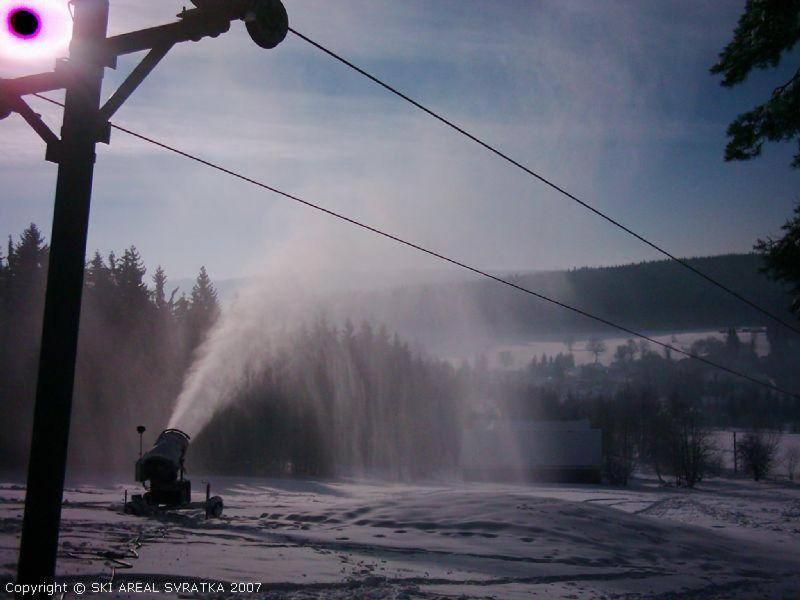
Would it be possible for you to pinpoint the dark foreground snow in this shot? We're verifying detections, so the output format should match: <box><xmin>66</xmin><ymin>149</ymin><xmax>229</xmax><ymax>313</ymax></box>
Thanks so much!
<box><xmin>1</xmin><ymin>476</ymin><xmax>799</xmax><ymax>598</ymax></box>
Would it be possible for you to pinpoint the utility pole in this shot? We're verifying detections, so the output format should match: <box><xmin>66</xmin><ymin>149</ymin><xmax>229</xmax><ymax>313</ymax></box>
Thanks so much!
<box><xmin>0</xmin><ymin>0</ymin><xmax>288</xmax><ymax>587</ymax></box>
<box><xmin>16</xmin><ymin>0</ymin><xmax>109</xmax><ymax>585</ymax></box>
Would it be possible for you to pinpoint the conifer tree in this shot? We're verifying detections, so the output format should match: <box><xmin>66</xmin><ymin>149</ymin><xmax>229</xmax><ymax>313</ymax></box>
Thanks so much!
<box><xmin>187</xmin><ymin>266</ymin><xmax>220</xmax><ymax>350</ymax></box>
<box><xmin>152</xmin><ymin>266</ymin><xmax>169</xmax><ymax>312</ymax></box>
<box><xmin>85</xmin><ymin>251</ymin><xmax>113</xmax><ymax>296</ymax></box>
<box><xmin>713</xmin><ymin>1</ymin><xmax>800</xmax><ymax>316</ymax></box>
<box><xmin>6</xmin><ymin>224</ymin><xmax>48</xmax><ymax>304</ymax></box>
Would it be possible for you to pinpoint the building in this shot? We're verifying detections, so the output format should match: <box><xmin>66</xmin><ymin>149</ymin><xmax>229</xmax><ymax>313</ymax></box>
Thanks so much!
<box><xmin>461</xmin><ymin>419</ymin><xmax>602</xmax><ymax>483</ymax></box>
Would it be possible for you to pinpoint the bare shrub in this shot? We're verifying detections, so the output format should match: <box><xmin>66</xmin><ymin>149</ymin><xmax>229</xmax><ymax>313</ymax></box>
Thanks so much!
<box><xmin>784</xmin><ymin>446</ymin><xmax>800</xmax><ymax>482</ymax></box>
<box><xmin>597</xmin><ymin>393</ymin><xmax>637</xmax><ymax>486</ymax></box>
<box><xmin>737</xmin><ymin>431</ymin><xmax>780</xmax><ymax>481</ymax></box>
<box><xmin>642</xmin><ymin>394</ymin><xmax>716</xmax><ymax>488</ymax></box>
<box><xmin>672</xmin><ymin>420</ymin><xmax>716</xmax><ymax>488</ymax></box>
<box><xmin>603</xmin><ymin>430</ymin><xmax>636</xmax><ymax>486</ymax></box>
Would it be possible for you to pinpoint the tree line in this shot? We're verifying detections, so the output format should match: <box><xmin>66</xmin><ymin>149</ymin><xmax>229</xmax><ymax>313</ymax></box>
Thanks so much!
<box><xmin>0</xmin><ymin>223</ymin><xmax>466</xmax><ymax>478</ymax></box>
<box><xmin>2</xmin><ymin>222</ymin><xmax>798</xmax><ymax>483</ymax></box>
<box><xmin>487</xmin><ymin>328</ymin><xmax>800</xmax><ymax>486</ymax></box>
<box><xmin>191</xmin><ymin>317</ymin><xmax>465</xmax><ymax>479</ymax></box>
<box><xmin>0</xmin><ymin>223</ymin><xmax>220</xmax><ymax>471</ymax></box>
<box><xmin>711</xmin><ymin>0</ymin><xmax>800</xmax><ymax>318</ymax></box>
<box><xmin>350</xmin><ymin>254</ymin><xmax>797</xmax><ymax>350</ymax></box>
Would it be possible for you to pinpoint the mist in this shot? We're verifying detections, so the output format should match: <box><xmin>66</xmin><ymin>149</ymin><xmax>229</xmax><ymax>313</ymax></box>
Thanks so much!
<box><xmin>165</xmin><ymin>212</ymin><xmax>800</xmax><ymax>482</ymax></box>
<box><xmin>166</xmin><ymin>224</ymin><xmax>480</xmax><ymax>477</ymax></box>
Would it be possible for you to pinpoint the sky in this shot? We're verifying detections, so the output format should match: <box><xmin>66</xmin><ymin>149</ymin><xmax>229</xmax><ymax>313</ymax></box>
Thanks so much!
<box><xmin>1</xmin><ymin>0</ymin><xmax>799</xmax><ymax>284</ymax></box>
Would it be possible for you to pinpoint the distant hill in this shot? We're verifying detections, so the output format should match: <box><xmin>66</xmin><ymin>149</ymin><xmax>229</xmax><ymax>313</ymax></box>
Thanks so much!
<box><xmin>170</xmin><ymin>268</ymin><xmax>473</xmax><ymax>305</ymax></box>
<box><xmin>189</xmin><ymin>254</ymin><xmax>797</xmax><ymax>344</ymax></box>
<box><xmin>345</xmin><ymin>253</ymin><xmax>797</xmax><ymax>343</ymax></box>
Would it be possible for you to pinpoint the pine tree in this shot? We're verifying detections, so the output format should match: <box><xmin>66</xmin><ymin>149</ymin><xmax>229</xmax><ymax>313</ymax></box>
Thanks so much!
<box><xmin>174</xmin><ymin>292</ymin><xmax>190</xmax><ymax>322</ymax></box>
<box><xmin>711</xmin><ymin>0</ymin><xmax>800</xmax><ymax>167</ymax></box>
<box><xmin>116</xmin><ymin>247</ymin><xmax>147</xmax><ymax>297</ymax></box>
<box><xmin>85</xmin><ymin>251</ymin><xmax>113</xmax><ymax>295</ymax></box>
<box><xmin>713</xmin><ymin>2</ymin><xmax>800</xmax><ymax>316</ymax></box>
<box><xmin>113</xmin><ymin>246</ymin><xmax>150</xmax><ymax>324</ymax></box>
<box><xmin>190</xmin><ymin>266</ymin><xmax>219</xmax><ymax>315</ymax></box>
<box><xmin>0</xmin><ymin>224</ymin><xmax>49</xmax><ymax>467</ymax></box>
<box><xmin>152</xmin><ymin>266</ymin><xmax>168</xmax><ymax>311</ymax></box>
<box><xmin>5</xmin><ymin>223</ymin><xmax>49</xmax><ymax>314</ymax></box>
<box><xmin>151</xmin><ymin>266</ymin><xmax>179</xmax><ymax>333</ymax></box>
<box><xmin>755</xmin><ymin>204</ymin><xmax>800</xmax><ymax>315</ymax></box>
<box><xmin>187</xmin><ymin>266</ymin><xmax>220</xmax><ymax>350</ymax></box>
<box><xmin>12</xmin><ymin>223</ymin><xmax>48</xmax><ymax>272</ymax></box>
<box><xmin>0</xmin><ymin>246</ymin><xmax>6</xmax><ymax>332</ymax></box>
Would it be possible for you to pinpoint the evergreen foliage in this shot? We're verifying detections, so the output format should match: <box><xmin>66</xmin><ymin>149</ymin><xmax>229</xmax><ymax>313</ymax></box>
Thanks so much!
<box><xmin>711</xmin><ymin>0</ymin><xmax>800</xmax><ymax>167</ymax></box>
<box><xmin>0</xmin><ymin>225</ymin><xmax>220</xmax><ymax>471</ymax></box>
<box><xmin>1</xmin><ymin>224</ymin><xmax>798</xmax><ymax>483</ymax></box>
<box><xmin>755</xmin><ymin>204</ymin><xmax>800</xmax><ymax>315</ymax></box>
<box><xmin>712</xmin><ymin>1</ymin><xmax>800</xmax><ymax>318</ymax></box>
<box><xmin>356</xmin><ymin>254</ymin><xmax>796</xmax><ymax>343</ymax></box>
<box><xmin>192</xmin><ymin>317</ymin><xmax>464</xmax><ymax>479</ymax></box>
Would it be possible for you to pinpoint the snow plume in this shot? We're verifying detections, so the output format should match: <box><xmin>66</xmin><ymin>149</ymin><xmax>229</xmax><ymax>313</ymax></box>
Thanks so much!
<box><xmin>166</xmin><ymin>239</ymin><xmax>332</xmax><ymax>438</ymax></box>
<box><xmin>165</xmin><ymin>213</ymin><xmax>475</xmax><ymax>441</ymax></box>
<box><xmin>165</xmin><ymin>279</ymin><xmax>282</xmax><ymax>438</ymax></box>
<box><xmin>165</xmin><ymin>226</ymin><xmax>473</xmax><ymax>479</ymax></box>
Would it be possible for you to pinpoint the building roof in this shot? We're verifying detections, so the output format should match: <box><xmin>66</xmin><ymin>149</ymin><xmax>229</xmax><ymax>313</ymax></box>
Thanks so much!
<box><xmin>461</xmin><ymin>419</ymin><xmax>601</xmax><ymax>469</ymax></box>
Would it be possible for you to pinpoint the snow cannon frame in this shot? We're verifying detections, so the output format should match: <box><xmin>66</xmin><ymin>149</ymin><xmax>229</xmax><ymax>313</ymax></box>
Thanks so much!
<box><xmin>124</xmin><ymin>427</ymin><xmax>223</xmax><ymax>519</ymax></box>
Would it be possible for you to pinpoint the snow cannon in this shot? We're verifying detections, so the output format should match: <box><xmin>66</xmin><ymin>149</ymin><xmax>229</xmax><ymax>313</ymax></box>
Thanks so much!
<box><xmin>136</xmin><ymin>429</ymin><xmax>190</xmax><ymax>503</ymax></box>
<box><xmin>125</xmin><ymin>427</ymin><xmax>223</xmax><ymax>518</ymax></box>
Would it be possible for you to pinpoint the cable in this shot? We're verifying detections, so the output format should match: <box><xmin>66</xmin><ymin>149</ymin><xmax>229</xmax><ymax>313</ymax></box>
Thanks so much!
<box><xmin>29</xmin><ymin>93</ymin><xmax>800</xmax><ymax>400</ymax></box>
<box><xmin>287</xmin><ymin>27</ymin><xmax>800</xmax><ymax>339</ymax></box>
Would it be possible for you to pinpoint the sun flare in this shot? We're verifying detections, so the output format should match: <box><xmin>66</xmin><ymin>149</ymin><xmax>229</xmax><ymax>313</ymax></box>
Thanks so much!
<box><xmin>0</xmin><ymin>0</ymin><xmax>72</xmax><ymax>62</ymax></box>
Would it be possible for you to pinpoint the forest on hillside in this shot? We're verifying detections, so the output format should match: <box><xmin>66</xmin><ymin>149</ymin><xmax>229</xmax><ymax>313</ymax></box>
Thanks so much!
<box><xmin>194</xmin><ymin>318</ymin><xmax>800</xmax><ymax>484</ymax></box>
<box><xmin>0</xmin><ymin>224</ymin><xmax>464</xmax><ymax>475</ymax></box>
<box><xmin>192</xmin><ymin>318</ymin><xmax>464</xmax><ymax>479</ymax></box>
<box><xmin>0</xmin><ymin>224</ymin><xmax>221</xmax><ymax>471</ymax></box>
<box><xmin>1</xmin><ymin>224</ymin><xmax>799</xmax><ymax>482</ymax></box>
<box><xmin>351</xmin><ymin>254</ymin><xmax>798</xmax><ymax>346</ymax></box>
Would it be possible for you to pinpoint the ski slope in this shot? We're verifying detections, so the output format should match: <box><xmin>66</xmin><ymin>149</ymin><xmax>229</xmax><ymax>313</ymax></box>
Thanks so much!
<box><xmin>1</xmin><ymin>475</ymin><xmax>799</xmax><ymax>598</ymax></box>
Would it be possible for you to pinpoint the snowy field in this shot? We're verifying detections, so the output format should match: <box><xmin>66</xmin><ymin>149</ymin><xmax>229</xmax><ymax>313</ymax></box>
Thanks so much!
<box><xmin>1</xmin><ymin>475</ymin><xmax>800</xmax><ymax>598</ymax></box>
<box><xmin>482</xmin><ymin>329</ymin><xmax>768</xmax><ymax>369</ymax></box>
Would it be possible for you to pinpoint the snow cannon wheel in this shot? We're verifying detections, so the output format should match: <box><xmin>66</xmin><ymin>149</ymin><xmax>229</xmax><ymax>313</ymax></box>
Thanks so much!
<box><xmin>206</xmin><ymin>496</ymin><xmax>224</xmax><ymax>518</ymax></box>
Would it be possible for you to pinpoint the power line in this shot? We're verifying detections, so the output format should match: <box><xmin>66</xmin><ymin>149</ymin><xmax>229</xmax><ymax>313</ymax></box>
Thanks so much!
<box><xmin>30</xmin><ymin>93</ymin><xmax>800</xmax><ymax>401</ymax></box>
<box><xmin>287</xmin><ymin>27</ymin><xmax>800</xmax><ymax>338</ymax></box>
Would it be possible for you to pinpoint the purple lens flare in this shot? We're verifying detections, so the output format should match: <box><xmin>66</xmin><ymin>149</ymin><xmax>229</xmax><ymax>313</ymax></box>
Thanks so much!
<box><xmin>7</xmin><ymin>6</ymin><xmax>41</xmax><ymax>39</ymax></box>
<box><xmin>0</xmin><ymin>0</ymin><xmax>72</xmax><ymax>61</ymax></box>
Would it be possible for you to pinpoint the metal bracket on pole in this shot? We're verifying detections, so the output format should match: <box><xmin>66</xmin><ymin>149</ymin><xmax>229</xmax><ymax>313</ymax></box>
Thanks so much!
<box><xmin>99</xmin><ymin>43</ymin><xmax>173</xmax><ymax>124</ymax></box>
<box><xmin>6</xmin><ymin>96</ymin><xmax>62</xmax><ymax>163</ymax></box>
<box><xmin>1</xmin><ymin>5</ymin><xmax>239</xmax><ymax>147</ymax></box>
<box><xmin>103</xmin><ymin>8</ymin><xmax>233</xmax><ymax>59</ymax></box>
<box><xmin>0</xmin><ymin>71</ymin><xmax>68</xmax><ymax>98</ymax></box>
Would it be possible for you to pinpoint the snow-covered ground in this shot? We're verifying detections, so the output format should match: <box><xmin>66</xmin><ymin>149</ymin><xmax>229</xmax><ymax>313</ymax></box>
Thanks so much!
<box><xmin>1</xmin><ymin>475</ymin><xmax>799</xmax><ymax>598</ymax></box>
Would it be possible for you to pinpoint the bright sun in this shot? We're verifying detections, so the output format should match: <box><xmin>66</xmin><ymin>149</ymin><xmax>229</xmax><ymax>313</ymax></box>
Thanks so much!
<box><xmin>0</xmin><ymin>0</ymin><xmax>72</xmax><ymax>62</ymax></box>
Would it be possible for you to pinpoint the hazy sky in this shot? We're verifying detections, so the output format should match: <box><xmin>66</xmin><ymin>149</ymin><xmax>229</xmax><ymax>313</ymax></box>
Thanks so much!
<box><xmin>1</xmin><ymin>0</ymin><xmax>799</xmax><ymax>283</ymax></box>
